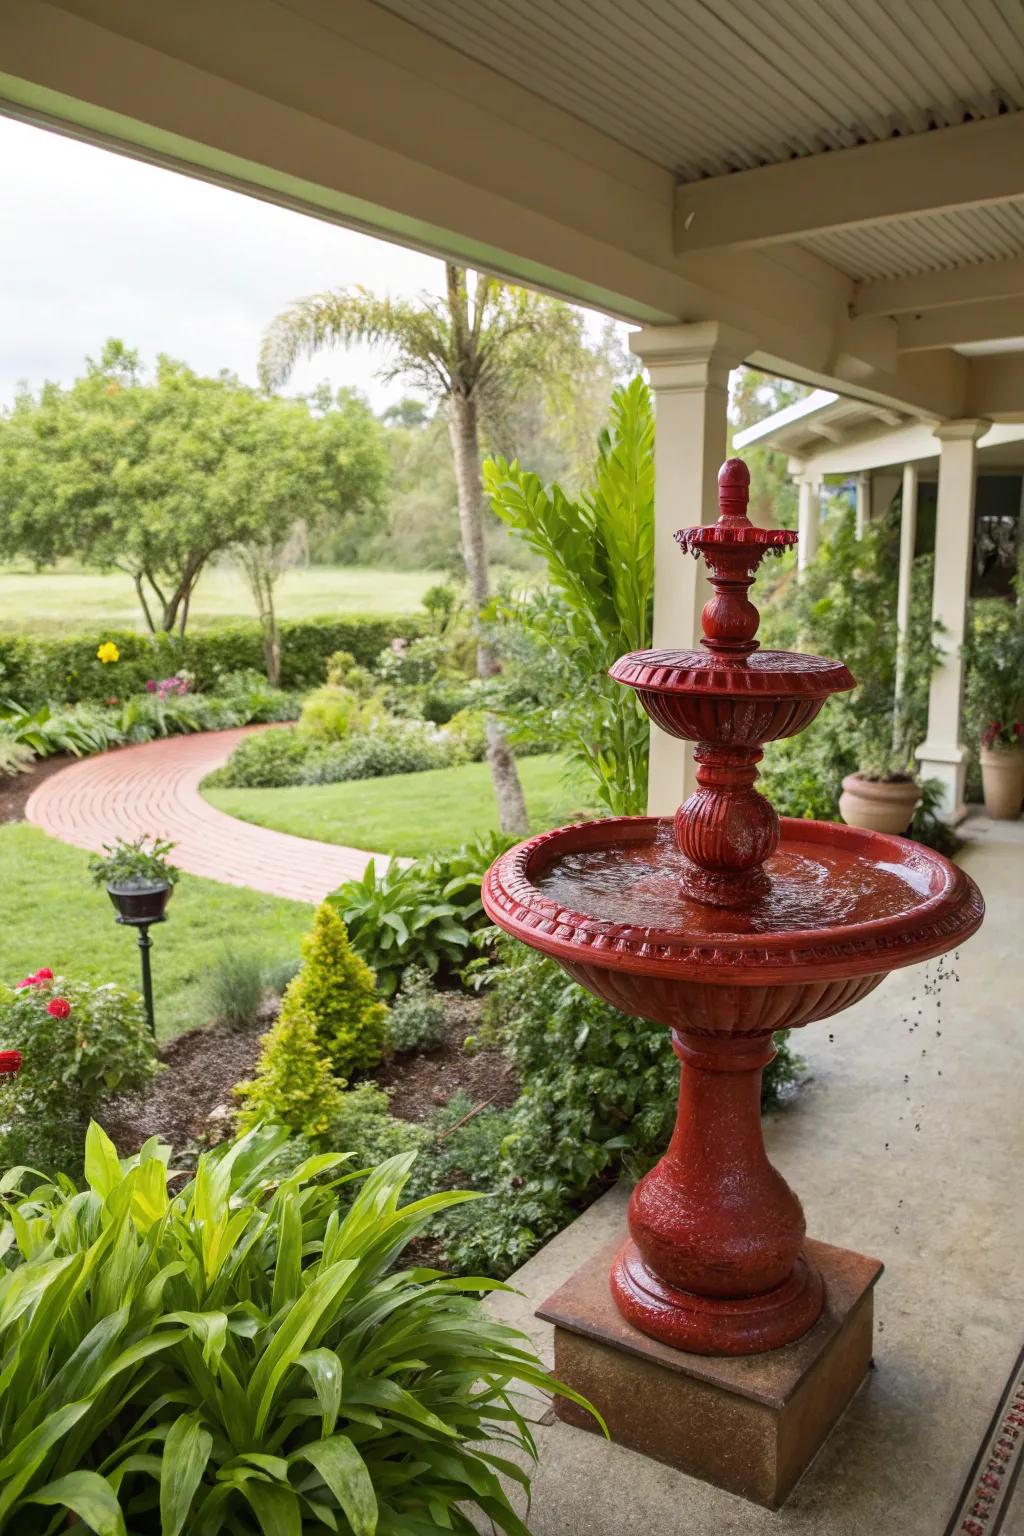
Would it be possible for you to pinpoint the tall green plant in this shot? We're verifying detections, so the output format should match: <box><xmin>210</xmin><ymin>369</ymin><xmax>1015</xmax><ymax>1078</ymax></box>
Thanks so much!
<box><xmin>0</xmin><ymin>1122</ymin><xmax>601</xmax><ymax>1534</ymax></box>
<box><xmin>484</xmin><ymin>375</ymin><xmax>654</xmax><ymax>813</ymax></box>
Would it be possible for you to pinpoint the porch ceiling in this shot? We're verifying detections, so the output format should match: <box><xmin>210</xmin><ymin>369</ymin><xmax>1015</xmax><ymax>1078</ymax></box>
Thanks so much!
<box><xmin>5</xmin><ymin>0</ymin><xmax>1024</xmax><ymax>420</ymax></box>
<box><xmin>374</xmin><ymin>0</ymin><xmax>1024</xmax><ymax>182</ymax></box>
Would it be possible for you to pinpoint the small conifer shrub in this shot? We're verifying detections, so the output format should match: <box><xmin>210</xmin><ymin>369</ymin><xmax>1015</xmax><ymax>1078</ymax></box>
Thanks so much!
<box><xmin>235</xmin><ymin>997</ymin><xmax>343</xmax><ymax>1136</ymax></box>
<box><xmin>292</xmin><ymin>901</ymin><xmax>388</xmax><ymax>1076</ymax></box>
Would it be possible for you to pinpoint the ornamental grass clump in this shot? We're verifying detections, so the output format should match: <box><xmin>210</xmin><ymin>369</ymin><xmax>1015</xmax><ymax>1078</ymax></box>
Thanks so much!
<box><xmin>0</xmin><ymin>1121</ymin><xmax>598</xmax><ymax>1534</ymax></box>
<box><xmin>0</xmin><ymin>970</ymin><xmax>155</xmax><ymax>1173</ymax></box>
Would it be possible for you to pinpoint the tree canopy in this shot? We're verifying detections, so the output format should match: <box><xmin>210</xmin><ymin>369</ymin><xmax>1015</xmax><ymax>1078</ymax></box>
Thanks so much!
<box><xmin>0</xmin><ymin>342</ymin><xmax>389</xmax><ymax>632</ymax></box>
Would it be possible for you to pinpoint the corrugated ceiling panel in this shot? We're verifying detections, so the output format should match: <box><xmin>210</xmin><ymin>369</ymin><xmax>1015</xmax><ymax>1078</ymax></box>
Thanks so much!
<box><xmin>800</xmin><ymin>199</ymin><xmax>1024</xmax><ymax>279</ymax></box>
<box><xmin>372</xmin><ymin>0</ymin><xmax>1024</xmax><ymax>180</ymax></box>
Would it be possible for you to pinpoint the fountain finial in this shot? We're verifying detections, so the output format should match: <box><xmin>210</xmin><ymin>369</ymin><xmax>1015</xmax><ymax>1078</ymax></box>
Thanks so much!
<box><xmin>675</xmin><ymin>456</ymin><xmax>797</xmax><ymax>663</ymax></box>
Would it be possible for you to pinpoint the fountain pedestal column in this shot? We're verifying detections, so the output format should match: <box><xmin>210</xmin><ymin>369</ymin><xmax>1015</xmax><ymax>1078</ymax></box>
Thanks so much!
<box><xmin>612</xmin><ymin>1032</ymin><xmax>823</xmax><ymax>1354</ymax></box>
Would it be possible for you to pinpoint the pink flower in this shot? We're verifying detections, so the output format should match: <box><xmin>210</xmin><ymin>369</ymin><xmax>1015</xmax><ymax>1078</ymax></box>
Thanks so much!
<box><xmin>47</xmin><ymin>998</ymin><xmax>71</xmax><ymax>1019</ymax></box>
<box><xmin>0</xmin><ymin>1050</ymin><xmax>21</xmax><ymax>1076</ymax></box>
<box><xmin>34</xmin><ymin>968</ymin><xmax>53</xmax><ymax>981</ymax></box>
<box><xmin>145</xmin><ymin>679</ymin><xmax>157</xmax><ymax>692</ymax></box>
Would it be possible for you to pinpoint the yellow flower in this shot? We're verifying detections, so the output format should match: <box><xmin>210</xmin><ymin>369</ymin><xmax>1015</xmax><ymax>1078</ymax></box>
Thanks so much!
<box><xmin>96</xmin><ymin>641</ymin><xmax>120</xmax><ymax>665</ymax></box>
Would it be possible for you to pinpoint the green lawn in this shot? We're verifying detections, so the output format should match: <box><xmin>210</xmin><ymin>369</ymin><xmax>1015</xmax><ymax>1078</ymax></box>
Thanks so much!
<box><xmin>204</xmin><ymin>753</ymin><xmax>594</xmax><ymax>859</ymax></box>
<box><xmin>0</xmin><ymin>824</ymin><xmax>312</xmax><ymax>1043</ymax></box>
<box><xmin>0</xmin><ymin>563</ymin><xmax>445</xmax><ymax>634</ymax></box>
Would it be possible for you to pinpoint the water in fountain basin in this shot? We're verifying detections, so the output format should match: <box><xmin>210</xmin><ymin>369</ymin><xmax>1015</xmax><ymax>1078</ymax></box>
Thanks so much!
<box><xmin>535</xmin><ymin>821</ymin><xmax>940</xmax><ymax>937</ymax></box>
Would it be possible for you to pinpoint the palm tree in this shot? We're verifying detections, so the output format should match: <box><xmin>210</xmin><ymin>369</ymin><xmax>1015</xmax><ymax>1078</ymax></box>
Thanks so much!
<box><xmin>260</xmin><ymin>264</ymin><xmax>581</xmax><ymax>833</ymax></box>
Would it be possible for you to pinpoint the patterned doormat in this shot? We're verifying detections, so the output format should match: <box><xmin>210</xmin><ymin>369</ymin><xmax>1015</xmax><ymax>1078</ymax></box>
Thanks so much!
<box><xmin>945</xmin><ymin>1344</ymin><xmax>1024</xmax><ymax>1536</ymax></box>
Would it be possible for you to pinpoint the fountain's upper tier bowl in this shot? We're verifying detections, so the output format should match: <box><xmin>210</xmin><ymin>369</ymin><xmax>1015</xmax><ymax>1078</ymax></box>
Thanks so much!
<box><xmin>483</xmin><ymin>817</ymin><xmax>983</xmax><ymax>1000</ymax></box>
<box><xmin>609</xmin><ymin>650</ymin><xmax>856</xmax><ymax>744</ymax></box>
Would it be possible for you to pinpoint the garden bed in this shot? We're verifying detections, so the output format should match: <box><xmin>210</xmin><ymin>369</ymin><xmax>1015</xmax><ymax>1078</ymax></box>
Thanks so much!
<box><xmin>0</xmin><ymin>751</ymin><xmax>70</xmax><ymax>822</ymax></box>
<box><xmin>100</xmin><ymin>990</ymin><xmax>515</xmax><ymax>1153</ymax></box>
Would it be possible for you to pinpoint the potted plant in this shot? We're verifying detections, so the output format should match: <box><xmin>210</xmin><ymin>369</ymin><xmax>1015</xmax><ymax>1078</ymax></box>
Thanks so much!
<box><xmin>89</xmin><ymin>835</ymin><xmax>180</xmax><ymax>924</ymax></box>
<box><xmin>965</xmin><ymin>602</ymin><xmax>1024</xmax><ymax>820</ymax></box>
<box><xmin>838</xmin><ymin>716</ymin><xmax>922</xmax><ymax>836</ymax></box>
<box><xmin>979</xmin><ymin>719</ymin><xmax>1024</xmax><ymax>820</ymax></box>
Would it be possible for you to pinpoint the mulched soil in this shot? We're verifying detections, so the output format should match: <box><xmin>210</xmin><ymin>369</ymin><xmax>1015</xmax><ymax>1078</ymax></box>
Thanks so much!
<box><xmin>100</xmin><ymin>991</ymin><xmax>519</xmax><ymax>1155</ymax></box>
<box><xmin>0</xmin><ymin>754</ymin><xmax>73</xmax><ymax>822</ymax></box>
<box><xmin>100</xmin><ymin>1009</ymin><xmax>273</xmax><ymax>1154</ymax></box>
<box><xmin>374</xmin><ymin>993</ymin><xmax>519</xmax><ymax>1122</ymax></box>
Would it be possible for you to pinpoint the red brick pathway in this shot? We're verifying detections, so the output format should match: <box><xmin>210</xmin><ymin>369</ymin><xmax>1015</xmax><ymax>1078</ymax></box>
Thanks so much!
<box><xmin>25</xmin><ymin>728</ymin><xmax>382</xmax><ymax>904</ymax></box>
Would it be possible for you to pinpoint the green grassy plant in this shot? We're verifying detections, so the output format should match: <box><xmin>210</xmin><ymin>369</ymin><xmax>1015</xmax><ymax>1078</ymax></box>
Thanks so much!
<box><xmin>202</xmin><ymin>946</ymin><xmax>281</xmax><ymax>1032</ymax></box>
<box><xmin>0</xmin><ymin>1121</ymin><xmax>597</xmax><ymax>1533</ymax></box>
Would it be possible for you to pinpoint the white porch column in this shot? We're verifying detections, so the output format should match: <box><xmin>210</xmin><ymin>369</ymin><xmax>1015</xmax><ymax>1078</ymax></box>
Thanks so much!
<box><xmin>629</xmin><ymin>321</ymin><xmax>754</xmax><ymax>816</ymax></box>
<box><xmin>855</xmin><ymin>473</ymin><xmax>870</xmax><ymax>538</ymax></box>
<box><xmin>916</xmin><ymin>420</ymin><xmax>988</xmax><ymax>818</ymax></box>
<box><xmin>893</xmin><ymin>462</ymin><xmax>918</xmax><ymax>736</ymax></box>
<box><xmin>795</xmin><ymin>473</ymin><xmax>822</xmax><ymax>573</ymax></box>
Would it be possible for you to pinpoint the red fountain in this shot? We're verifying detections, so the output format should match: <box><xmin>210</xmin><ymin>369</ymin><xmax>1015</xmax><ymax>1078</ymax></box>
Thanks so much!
<box><xmin>483</xmin><ymin>459</ymin><xmax>983</xmax><ymax>1377</ymax></box>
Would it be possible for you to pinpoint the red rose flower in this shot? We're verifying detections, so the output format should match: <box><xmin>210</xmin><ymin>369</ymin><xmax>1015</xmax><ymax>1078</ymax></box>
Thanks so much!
<box><xmin>15</xmin><ymin>977</ymin><xmax>33</xmax><ymax>989</ymax></box>
<box><xmin>0</xmin><ymin>1049</ymin><xmax>21</xmax><ymax>1076</ymax></box>
<box><xmin>47</xmin><ymin>998</ymin><xmax>71</xmax><ymax>1019</ymax></box>
<box><xmin>34</xmin><ymin>968</ymin><xmax>53</xmax><ymax>981</ymax></box>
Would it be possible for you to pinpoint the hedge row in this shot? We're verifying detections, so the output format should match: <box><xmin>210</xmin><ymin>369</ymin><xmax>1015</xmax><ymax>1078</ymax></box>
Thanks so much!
<box><xmin>0</xmin><ymin>614</ymin><xmax>424</xmax><ymax>707</ymax></box>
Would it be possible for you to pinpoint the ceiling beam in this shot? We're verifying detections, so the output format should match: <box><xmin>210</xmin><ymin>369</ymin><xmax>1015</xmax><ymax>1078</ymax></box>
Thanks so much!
<box><xmin>897</xmin><ymin>297</ymin><xmax>1024</xmax><ymax>351</ymax></box>
<box><xmin>674</xmin><ymin>112</ymin><xmax>1024</xmax><ymax>253</ymax></box>
<box><xmin>855</xmin><ymin>255</ymin><xmax>1024</xmax><ymax>317</ymax></box>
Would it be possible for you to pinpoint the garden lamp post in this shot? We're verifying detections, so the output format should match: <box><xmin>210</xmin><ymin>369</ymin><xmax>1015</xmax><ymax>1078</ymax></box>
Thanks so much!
<box><xmin>106</xmin><ymin>884</ymin><xmax>173</xmax><ymax>1038</ymax></box>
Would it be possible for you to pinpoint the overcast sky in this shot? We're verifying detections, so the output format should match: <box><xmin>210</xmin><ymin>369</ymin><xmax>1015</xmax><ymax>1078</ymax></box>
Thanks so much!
<box><xmin>0</xmin><ymin>115</ymin><xmax>462</xmax><ymax>412</ymax></box>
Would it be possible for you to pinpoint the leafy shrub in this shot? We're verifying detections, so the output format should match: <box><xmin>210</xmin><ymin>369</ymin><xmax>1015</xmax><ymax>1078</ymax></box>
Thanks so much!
<box><xmin>386</xmin><ymin>965</ymin><xmax>447</xmax><ymax>1053</ymax></box>
<box><xmin>420</xmin><ymin>829</ymin><xmax>518</xmax><ymax>933</ymax></box>
<box><xmin>298</xmin><ymin>683</ymin><xmax>366</xmax><ymax>739</ymax></box>
<box><xmin>204</xmin><ymin>725</ymin><xmax>314</xmax><ymax>787</ymax></box>
<box><xmin>325</xmin><ymin>649</ymin><xmax>375</xmax><ymax>693</ymax></box>
<box><xmin>208</xmin><ymin>716</ymin><xmax>456</xmax><ymax>789</ymax></box>
<box><xmin>304</xmin><ymin>718</ymin><xmax>454</xmax><ymax>783</ymax></box>
<box><xmin>0</xmin><ymin>727</ymin><xmax>34</xmax><ymax>777</ymax></box>
<box><xmin>376</xmin><ymin>632</ymin><xmax>448</xmax><ymax>689</ymax></box>
<box><xmin>444</xmin><ymin>705</ymin><xmax>488</xmax><ymax>761</ymax></box>
<box><xmin>422</xmin><ymin>678</ymin><xmax>479</xmax><ymax>724</ymax></box>
<box><xmin>325</xmin><ymin>1080</ymin><xmax>428</xmax><ymax>1166</ymax></box>
<box><xmin>330</xmin><ymin>859</ymin><xmax>473</xmax><ymax>997</ymax></box>
<box><xmin>235</xmin><ymin>996</ymin><xmax>344</xmax><ymax>1136</ymax></box>
<box><xmin>0</xmin><ymin>613</ymin><xmax>424</xmax><ymax>707</ymax></box>
<box><xmin>0</xmin><ymin>971</ymin><xmax>156</xmax><ymax>1171</ymax></box>
<box><xmin>0</xmin><ymin>697</ymin><xmax>123</xmax><ymax>758</ymax></box>
<box><xmin>0</xmin><ymin>1121</ymin><xmax>593</xmax><ymax>1533</ymax></box>
<box><xmin>202</xmin><ymin>945</ymin><xmax>282</xmax><ymax>1030</ymax></box>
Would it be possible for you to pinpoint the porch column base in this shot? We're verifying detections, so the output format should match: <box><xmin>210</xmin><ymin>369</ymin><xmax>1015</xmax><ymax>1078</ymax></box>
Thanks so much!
<box><xmin>915</xmin><ymin>741</ymin><xmax>968</xmax><ymax>822</ymax></box>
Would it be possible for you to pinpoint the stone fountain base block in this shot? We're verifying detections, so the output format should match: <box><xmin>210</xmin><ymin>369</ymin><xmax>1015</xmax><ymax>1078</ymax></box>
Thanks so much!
<box><xmin>537</xmin><ymin>1235</ymin><xmax>883</xmax><ymax>1509</ymax></box>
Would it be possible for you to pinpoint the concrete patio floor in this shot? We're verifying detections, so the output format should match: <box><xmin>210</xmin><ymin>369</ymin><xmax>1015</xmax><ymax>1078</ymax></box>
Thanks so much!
<box><xmin>487</xmin><ymin>816</ymin><xmax>1024</xmax><ymax>1535</ymax></box>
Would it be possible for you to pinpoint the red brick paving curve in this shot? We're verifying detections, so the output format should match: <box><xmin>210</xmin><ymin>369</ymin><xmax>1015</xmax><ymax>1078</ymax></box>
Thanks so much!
<box><xmin>25</xmin><ymin>728</ymin><xmax>381</xmax><ymax>904</ymax></box>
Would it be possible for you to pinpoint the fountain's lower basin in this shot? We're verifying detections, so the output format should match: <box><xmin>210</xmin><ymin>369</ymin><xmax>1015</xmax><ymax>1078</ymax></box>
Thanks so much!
<box><xmin>483</xmin><ymin>814</ymin><xmax>984</xmax><ymax>1007</ymax></box>
<box><xmin>483</xmin><ymin>815</ymin><xmax>983</xmax><ymax>1355</ymax></box>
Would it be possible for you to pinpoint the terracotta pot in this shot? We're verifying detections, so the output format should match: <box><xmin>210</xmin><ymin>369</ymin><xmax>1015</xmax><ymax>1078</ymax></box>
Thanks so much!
<box><xmin>980</xmin><ymin>745</ymin><xmax>1024</xmax><ymax>821</ymax></box>
<box><xmin>107</xmin><ymin>881</ymin><xmax>173</xmax><ymax>925</ymax></box>
<box><xmin>838</xmin><ymin>773</ymin><xmax>921</xmax><ymax>835</ymax></box>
